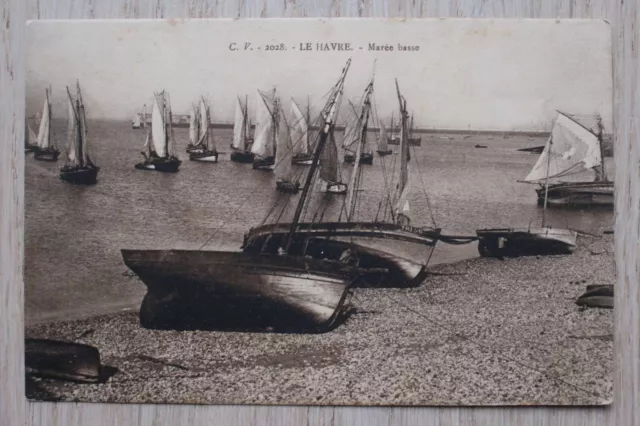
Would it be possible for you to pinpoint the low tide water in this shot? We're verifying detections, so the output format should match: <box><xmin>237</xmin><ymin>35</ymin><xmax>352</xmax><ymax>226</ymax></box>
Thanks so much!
<box><xmin>25</xmin><ymin>120</ymin><xmax>614</xmax><ymax>324</ymax></box>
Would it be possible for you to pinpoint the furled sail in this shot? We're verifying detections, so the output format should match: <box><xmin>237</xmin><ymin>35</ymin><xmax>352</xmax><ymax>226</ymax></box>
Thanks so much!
<box><xmin>151</xmin><ymin>93</ymin><xmax>167</xmax><ymax>158</ymax></box>
<box><xmin>290</xmin><ymin>99</ymin><xmax>308</xmax><ymax>155</ymax></box>
<box><xmin>274</xmin><ymin>107</ymin><xmax>293</xmax><ymax>181</ymax></box>
<box><xmin>320</xmin><ymin>131</ymin><xmax>339</xmax><ymax>183</ymax></box>
<box><xmin>523</xmin><ymin>113</ymin><xmax>602</xmax><ymax>182</ymax></box>
<box><xmin>37</xmin><ymin>90</ymin><xmax>51</xmax><ymax>149</ymax></box>
<box><xmin>251</xmin><ymin>91</ymin><xmax>275</xmax><ymax>158</ymax></box>
<box><xmin>378</xmin><ymin>123</ymin><xmax>388</xmax><ymax>151</ymax></box>
<box><xmin>232</xmin><ymin>97</ymin><xmax>246</xmax><ymax>151</ymax></box>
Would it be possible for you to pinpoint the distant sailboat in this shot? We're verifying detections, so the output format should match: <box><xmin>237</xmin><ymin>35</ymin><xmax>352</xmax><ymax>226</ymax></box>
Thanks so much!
<box><xmin>343</xmin><ymin>101</ymin><xmax>373</xmax><ymax>165</ymax></box>
<box><xmin>188</xmin><ymin>98</ymin><xmax>219</xmax><ymax>162</ymax></box>
<box><xmin>376</xmin><ymin>123</ymin><xmax>392</xmax><ymax>156</ymax></box>
<box><xmin>135</xmin><ymin>91</ymin><xmax>181</xmax><ymax>173</ymax></box>
<box><xmin>252</xmin><ymin>88</ymin><xmax>279</xmax><ymax>171</ymax></box>
<box><xmin>521</xmin><ymin>112</ymin><xmax>613</xmax><ymax>208</ymax></box>
<box><xmin>60</xmin><ymin>82</ymin><xmax>100</xmax><ymax>185</ymax></box>
<box><xmin>24</xmin><ymin>118</ymin><xmax>38</xmax><ymax>153</ymax></box>
<box><xmin>320</xmin><ymin>130</ymin><xmax>348</xmax><ymax>194</ymax></box>
<box><xmin>387</xmin><ymin>112</ymin><xmax>421</xmax><ymax>146</ymax></box>
<box><xmin>274</xmin><ymin>104</ymin><xmax>301</xmax><ymax>193</ymax></box>
<box><xmin>230</xmin><ymin>96</ymin><xmax>255</xmax><ymax>163</ymax></box>
<box><xmin>291</xmin><ymin>98</ymin><xmax>314</xmax><ymax>165</ymax></box>
<box><xmin>33</xmin><ymin>87</ymin><xmax>61</xmax><ymax>162</ymax></box>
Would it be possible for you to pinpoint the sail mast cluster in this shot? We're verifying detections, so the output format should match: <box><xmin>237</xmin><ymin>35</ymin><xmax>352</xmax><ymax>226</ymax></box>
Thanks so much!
<box><xmin>65</xmin><ymin>82</ymin><xmax>92</xmax><ymax>168</ymax></box>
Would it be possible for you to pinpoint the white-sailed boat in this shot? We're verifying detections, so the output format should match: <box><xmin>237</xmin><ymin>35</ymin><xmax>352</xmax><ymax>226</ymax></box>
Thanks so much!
<box><xmin>135</xmin><ymin>91</ymin><xmax>181</xmax><ymax>173</ymax></box>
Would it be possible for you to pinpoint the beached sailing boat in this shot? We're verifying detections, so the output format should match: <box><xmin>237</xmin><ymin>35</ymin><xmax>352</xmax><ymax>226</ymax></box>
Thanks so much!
<box><xmin>230</xmin><ymin>96</ymin><xmax>255</xmax><ymax>163</ymax></box>
<box><xmin>33</xmin><ymin>87</ymin><xmax>61</xmax><ymax>162</ymax></box>
<box><xmin>343</xmin><ymin>101</ymin><xmax>374</xmax><ymax>165</ymax></box>
<box><xmin>121</xmin><ymin>60</ymin><xmax>361</xmax><ymax>332</ymax></box>
<box><xmin>243</xmin><ymin>78</ymin><xmax>442</xmax><ymax>288</ymax></box>
<box><xmin>60</xmin><ymin>82</ymin><xmax>100</xmax><ymax>185</ymax></box>
<box><xmin>252</xmin><ymin>88</ymin><xmax>279</xmax><ymax>170</ymax></box>
<box><xmin>24</xmin><ymin>118</ymin><xmax>38</xmax><ymax>153</ymax></box>
<box><xmin>521</xmin><ymin>112</ymin><xmax>613</xmax><ymax>208</ymax></box>
<box><xmin>188</xmin><ymin>98</ymin><xmax>219</xmax><ymax>162</ymax></box>
<box><xmin>135</xmin><ymin>91</ymin><xmax>181</xmax><ymax>173</ymax></box>
<box><xmin>476</xmin><ymin>113</ymin><xmax>582</xmax><ymax>257</ymax></box>
<box><xmin>291</xmin><ymin>98</ymin><xmax>314</xmax><ymax>165</ymax></box>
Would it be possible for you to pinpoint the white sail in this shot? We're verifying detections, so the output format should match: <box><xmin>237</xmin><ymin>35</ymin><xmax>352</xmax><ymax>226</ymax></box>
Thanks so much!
<box><xmin>198</xmin><ymin>98</ymin><xmax>210</xmax><ymax>147</ymax></box>
<box><xmin>36</xmin><ymin>92</ymin><xmax>51</xmax><ymax>149</ymax></box>
<box><xmin>251</xmin><ymin>91</ymin><xmax>275</xmax><ymax>158</ymax></box>
<box><xmin>188</xmin><ymin>105</ymin><xmax>198</xmax><ymax>145</ymax></box>
<box><xmin>65</xmin><ymin>90</ymin><xmax>79</xmax><ymax>165</ymax></box>
<box><xmin>151</xmin><ymin>93</ymin><xmax>167</xmax><ymax>158</ymax></box>
<box><xmin>379</xmin><ymin>124</ymin><xmax>388</xmax><ymax>151</ymax></box>
<box><xmin>290</xmin><ymin>99</ymin><xmax>308</xmax><ymax>154</ymax></box>
<box><xmin>274</xmin><ymin>108</ymin><xmax>293</xmax><ymax>181</ymax></box>
<box><xmin>232</xmin><ymin>97</ymin><xmax>246</xmax><ymax>151</ymax></box>
<box><xmin>523</xmin><ymin>113</ymin><xmax>602</xmax><ymax>182</ymax></box>
<box><xmin>395</xmin><ymin>164</ymin><xmax>412</xmax><ymax>219</ymax></box>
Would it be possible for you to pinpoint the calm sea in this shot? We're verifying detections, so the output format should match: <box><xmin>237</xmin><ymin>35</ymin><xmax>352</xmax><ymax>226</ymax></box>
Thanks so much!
<box><xmin>25</xmin><ymin>120</ymin><xmax>614</xmax><ymax>324</ymax></box>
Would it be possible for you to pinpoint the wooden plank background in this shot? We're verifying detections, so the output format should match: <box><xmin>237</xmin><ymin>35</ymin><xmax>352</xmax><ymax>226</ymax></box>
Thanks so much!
<box><xmin>1</xmin><ymin>1</ymin><xmax>636</xmax><ymax>425</ymax></box>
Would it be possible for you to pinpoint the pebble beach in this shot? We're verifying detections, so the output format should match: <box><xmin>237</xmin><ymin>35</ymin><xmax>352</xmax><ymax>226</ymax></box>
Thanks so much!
<box><xmin>25</xmin><ymin>232</ymin><xmax>614</xmax><ymax>406</ymax></box>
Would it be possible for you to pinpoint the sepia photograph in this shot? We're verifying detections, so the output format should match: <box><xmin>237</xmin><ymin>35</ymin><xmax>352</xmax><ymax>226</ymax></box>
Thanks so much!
<box><xmin>24</xmin><ymin>18</ymin><xmax>614</xmax><ymax>406</ymax></box>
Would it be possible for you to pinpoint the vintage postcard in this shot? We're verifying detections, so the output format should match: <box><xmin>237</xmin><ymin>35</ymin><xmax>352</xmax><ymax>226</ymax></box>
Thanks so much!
<box><xmin>24</xmin><ymin>18</ymin><xmax>613</xmax><ymax>405</ymax></box>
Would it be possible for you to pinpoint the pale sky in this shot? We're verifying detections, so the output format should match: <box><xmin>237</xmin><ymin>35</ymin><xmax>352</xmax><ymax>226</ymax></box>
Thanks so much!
<box><xmin>26</xmin><ymin>18</ymin><xmax>613</xmax><ymax>131</ymax></box>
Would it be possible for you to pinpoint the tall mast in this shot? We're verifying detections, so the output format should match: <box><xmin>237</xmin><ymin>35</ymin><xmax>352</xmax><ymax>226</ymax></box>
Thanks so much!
<box><xmin>285</xmin><ymin>59</ymin><xmax>351</xmax><ymax>252</ymax></box>
<box><xmin>346</xmin><ymin>81</ymin><xmax>374</xmax><ymax>221</ymax></box>
<box><xmin>306</xmin><ymin>95</ymin><xmax>311</xmax><ymax>150</ymax></box>
<box><xmin>46</xmin><ymin>87</ymin><xmax>52</xmax><ymax>149</ymax></box>
<box><xmin>595</xmin><ymin>115</ymin><xmax>606</xmax><ymax>181</ymax></box>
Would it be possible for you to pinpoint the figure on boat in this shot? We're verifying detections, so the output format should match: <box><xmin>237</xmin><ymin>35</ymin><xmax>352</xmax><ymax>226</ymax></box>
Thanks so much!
<box><xmin>59</xmin><ymin>81</ymin><xmax>100</xmax><ymax>185</ymax></box>
<box><xmin>33</xmin><ymin>87</ymin><xmax>61</xmax><ymax>162</ymax></box>
<box><xmin>135</xmin><ymin>91</ymin><xmax>181</xmax><ymax>173</ymax></box>
<box><xmin>230</xmin><ymin>95</ymin><xmax>255</xmax><ymax>163</ymax></box>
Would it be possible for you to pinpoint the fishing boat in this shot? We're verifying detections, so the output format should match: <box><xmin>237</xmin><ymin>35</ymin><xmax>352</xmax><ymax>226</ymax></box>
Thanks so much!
<box><xmin>291</xmin><ymin>98</ymin><xmax>314</xmax><ymax>165</ymax></box>
<box><xmin>387</xmin><ymin>113</ymin><xmax>421</xmax><ymax>146</ymax></box>
<box><xmin>134</xmin><ymin>91</ymin><xmax>181</xmax><ymax>173</ymax></box>
<box><xmin>274</xmin><ymin>102</ymin><xmax>301</xmax><ymax>193</ymax></box>
<box><xmin>121</xmin><ymin>60</ymin><xmax>360</xmax><ymax>333</ymax></box>
<box><xmin>376</xmin><ymin>123</ymin><xmax>392</xmax><ymax>156</ymax></box>
<box><xmin>343</xmin><ymin>100</ymin><xmax>373</xmax><ymax>165</ymax></box>
<box><xmin>252</xmin><ymin>88</ymin><xmax>278</xmax><ymax>170</ymax></box>
<box><xmin>132</xmin><ymin>105</ymin><xmax>146</xmax><ymax>129</ymax></box>
<box><xmin>243</xmin><ymin>78</ymin><xmax>442</xmax><ymax>288</ymax></box>
<box><xmin>24</xmin><ymin>118</ymin><xmax>38</xmax><ymax>153</ymax></box>
<box><xmin>521</xmin><ymin>112</ymin><xmax>613</xmax><ymax>208</ymax></box>
<box><xmin>230</xmin><ymin>96</ymin><xmax>255</xmax><ymax>163</ymax></box>
<box><xmin>33</xmin><ymin>87</ymin><xmax>61</xmax><ymax>162</ymax></box>
<box><xmin>60</xmin><ymin>82</ymin><xmax>100</xmax><ymax>185</ymax></box>
<box><xmin>188</xmin><ymin>98</ymin><xmax>219</xmax><ymax>162</ymax></box>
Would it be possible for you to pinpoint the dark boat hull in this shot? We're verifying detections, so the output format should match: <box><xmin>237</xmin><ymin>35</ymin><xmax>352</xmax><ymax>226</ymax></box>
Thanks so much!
<box><xmin>253</xmin><ymin>156</ymin><xmax>275</xmax><ymax>170</ymax></box>
<box><xmin>292</xmin><ymin>153</ymin><xmax>313</xmax><ymax>165</ymax></box>
<box><xmin>34</xmin><ymin>148</ymin><xmax>60</xmax><ymax>162</ymax></box>
<box><xmin>377</xmin><ymin>149</ymin><xmax>392</xmax><ymax>156</ymax></box>
<box><xmin>25</xmin><ymin>339</ymin><xmax>101</xmax><ymax>383</ymax></box>
<box><xmin>388</xmin><ymin>137</ymin><xmax>421</xmax><ymax>146</ymax></box>
<box><xmin>344</xmin><ymin>152</ymin><xmax>373</xmax><ymax>165</ymax></box>
<box><xmin>518</xmin><ymin>145</ymin><xmax>545</xmax><ymax>154</ymax></box>
<box><xmin>25</xmin><ymin>143</ymin><xmax>38</xmax><ymax>154</ymax></box>
<box><xmin>535</xmin><ymin>181</ymin><xmax>614</xmax><ymax>208</ymax></box>
<box><xmin>121</xmin><ymin>250</ymin><xmax>353</xmax><ymax>333</ymax></box>
<box><xmin>230</xmin><ymin>150</ymin><xmax>255</xmax><ymax>163</ymax></box>
<box><xmin>59</xmin><ymin>166</ymin><xmax>100</xmax><ymax>185</ymax></box>
<box><xmin>135</xmin><ymin>157</ymin><xmax>181</xmax><ymax>173</ymax></box>
<box><xmin>276</xmin><ymin>180</ymin><xmax>301</xmax><ymax>193</ymax></box>
<box><xmin>476</xmin><ymin>227</ymin><xmax>577</xmax><ymax>258</ymax></box>
<box><xmin>242</xmin><ymin>222</ymin><xmax>441</xmax><ymax>288</ymax></box>
<box><xmin>189</xmin><ymin>150</ymin><xmax>218</xmax><ymax>162</ymax></box>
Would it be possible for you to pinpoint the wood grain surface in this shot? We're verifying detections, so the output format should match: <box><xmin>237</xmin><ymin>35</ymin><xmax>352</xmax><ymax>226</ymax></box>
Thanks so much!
<box><xmin>1</xmin><ymin>1</ymin><xmax>635</xmax><ymax>425</ymax></box>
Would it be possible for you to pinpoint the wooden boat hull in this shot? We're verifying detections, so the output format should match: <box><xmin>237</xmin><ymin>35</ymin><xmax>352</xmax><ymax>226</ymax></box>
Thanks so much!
<box><xmin>518</xmin><ymin>145</ymin><xmax>545</xmax><ymax>154</ymax></box>
<box><xmin>242</xmin><ymin>222</ymin><xmax>441</xmax><ymax>288</ymax></box>
<box><xmin>59</xmin><ymin>165</ymin><xmax>99</xmax><ymax>185</ymax></box>
<box><xmin>344</xmin><ymin>152</ymin><xmax>373</xmax><ymax>165</ymax></box>
<box><xmin>189</xmin><ymin>150</ymin><xmax>218</xmax><ymax>162</ymax></box>
<box><xmin>323</xmin><ymin>182</ymin><xmax>347</xmax><ymax>194</ymax></box>
<box><xmin>292</xmin><ymin>153</ymin><xmax>313</xmax><ymax>165</ymax></box>
<box><xmin>25</xmin><ymin>143</ymin><xmax>38</xmax><ymax>154</ymax></box>
<box><xmin>253</xmin><ymin>156</ymin><xmax>275</xmax><ymax>170</ymax></box>
<box><xmin>536</xmin><ymin>181</ymin><xmax>614</xmax><ymax>208</ymax></box>
<box><xmin>276</xmin><ymin>180</ymin><xmax>301</xmax><ymax>193</ymax></box>
<box><xmin>25</xmin><ymin>338</ymin><xmax>101</xmax><ymax>383</ymax></box>
<box><xmin>135</xmin><ymin>157</ymin><xmax>181</xmax><ymax>173</ymax></box>
<box><xmin>476</xmin><ymin>227</ymin><xmax>577</xmax><ymax>258</ymax></box>
<box><xmin>121</xmin><ymin>249</ymin><xmax>353</xmax><ymax>333</ymax></box>
<box><xmin>388</xmin><ymin>137</ymin><xmax>421</xmax><ymax>146</ymax></box>
<box><xmin>576</xmin><ymin>285</ymin><xmax>613</xmax><ymax>309</ymax></box>
<box><xmin>377</xmin><ymin>149</ymin><xmax>392</xmax><ymax>156</ymax></box>
<box><xmin>34</xmin><ymin>148</ymin><xmax>60</xmax><ymax>162</ymax></box>
<box><xmin>230</xmin><ymin>151</ymin><xmax>255</xmax><ymax>163</ymax></box>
